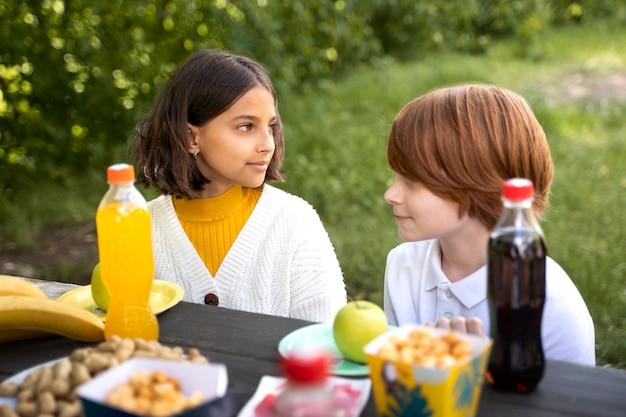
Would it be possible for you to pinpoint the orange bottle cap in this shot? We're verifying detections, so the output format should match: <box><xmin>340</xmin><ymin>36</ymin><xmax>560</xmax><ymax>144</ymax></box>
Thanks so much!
<box><xmin>107</xmin><ymin>163</ymin><xmax>135</xmax><ymax>183</ymax></box>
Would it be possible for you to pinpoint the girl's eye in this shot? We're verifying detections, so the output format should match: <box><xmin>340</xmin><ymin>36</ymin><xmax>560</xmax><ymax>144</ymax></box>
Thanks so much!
<box><xmin>268</xmin><ymin>123</ymin><xmax>277</xmax><ymax>135</ymax></box>
<box><xmin>238</xmin><ymin>124</ymin><xmax>252</xmax><ymax>132</ymax></box>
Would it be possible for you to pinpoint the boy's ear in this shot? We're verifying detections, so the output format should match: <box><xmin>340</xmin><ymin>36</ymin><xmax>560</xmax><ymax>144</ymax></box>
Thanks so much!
<box><xmin>187</xmin><ymin>123</ymin><xmax>200</xmax><ymax>154</ymax></box>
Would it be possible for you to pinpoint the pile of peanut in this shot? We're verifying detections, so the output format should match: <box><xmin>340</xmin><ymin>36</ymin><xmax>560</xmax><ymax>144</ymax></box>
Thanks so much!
<box><xmin>377</xmin><ymin>329</ymin><xmax>473</xmax><ymax>368</ymax></box>
<box><xmin>106</xmin><ymin>370</ymin><xmax>203</xmax><ymax>416</ymax></box>
<box><xmin>0</xmin><ymin>336</ymin><xmax>209</xmax><ymax>417</ymax></box>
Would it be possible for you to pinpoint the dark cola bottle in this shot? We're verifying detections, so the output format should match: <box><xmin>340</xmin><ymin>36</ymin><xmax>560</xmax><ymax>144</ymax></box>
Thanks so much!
<box><xmin>486</xmin><ymin>178</ymin><xmax>546</xmax><ymax>393</ymax></box>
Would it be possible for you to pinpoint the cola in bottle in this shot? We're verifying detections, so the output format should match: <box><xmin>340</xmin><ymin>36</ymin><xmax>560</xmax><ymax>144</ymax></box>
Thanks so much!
<box><xmin>486</xmin><ymin>178</ymin><xmax>546</xmax><ymax>393</ymax></box>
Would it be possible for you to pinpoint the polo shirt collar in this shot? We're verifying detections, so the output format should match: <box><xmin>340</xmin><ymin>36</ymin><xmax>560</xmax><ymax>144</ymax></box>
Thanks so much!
<box><xmin>424</xmin><ymin>240</ymin><xmax>487</xmax><ymax>309</ymax></box>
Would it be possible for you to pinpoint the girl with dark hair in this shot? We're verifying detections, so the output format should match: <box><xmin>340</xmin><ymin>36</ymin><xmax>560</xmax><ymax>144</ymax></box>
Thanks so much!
<box><xmin>131</xmin><ymin>50</ymin><xmax>346</xmax><ymax>323</ymax></box>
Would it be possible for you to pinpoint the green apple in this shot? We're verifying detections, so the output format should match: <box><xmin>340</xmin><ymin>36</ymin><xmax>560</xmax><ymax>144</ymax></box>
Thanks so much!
<box><xmin>90</xmin><ymin>263</ymin><xmax>109</xmax><ymax>312</ymax></box>
<box><xmin>333</xmin><ymin>300</ymin><xmax>388</xmax><ymax>363</ymax></box>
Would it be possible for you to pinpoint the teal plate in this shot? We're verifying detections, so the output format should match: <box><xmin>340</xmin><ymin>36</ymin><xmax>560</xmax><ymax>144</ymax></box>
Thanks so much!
<box><xmin>278</xmin><ymin>323</ymin><xmax>371</xmax><ymax>376</ymax></box>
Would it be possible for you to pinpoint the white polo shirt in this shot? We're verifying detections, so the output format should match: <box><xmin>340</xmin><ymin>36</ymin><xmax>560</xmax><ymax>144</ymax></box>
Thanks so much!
<box><xmin>383</xmin><ymin>239</ymin><xmax>596</xmax><ymax>366</ymax></box>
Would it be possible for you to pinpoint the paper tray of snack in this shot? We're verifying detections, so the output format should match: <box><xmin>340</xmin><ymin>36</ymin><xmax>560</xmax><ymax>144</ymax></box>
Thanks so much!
<box><xmin>364</xmin><ymin>324</ymin><xmax>492</xmax><ymax>417</ymax></box>
<box><xmin>77</xmin><ymin>357</ymin><xmax>236</xmax><ymax>417</ymax></box>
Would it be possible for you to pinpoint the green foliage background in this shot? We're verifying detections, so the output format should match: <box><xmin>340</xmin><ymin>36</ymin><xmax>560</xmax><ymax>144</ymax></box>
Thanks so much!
<box><xmin>3</xmin><ymin>0</ymin><xmax>612</xmax><ymax>203</ymax></box>
<box><xmin>1</xmin><ymin>1</ymin><xmax>625</xmax><ymax>367</ymax></box>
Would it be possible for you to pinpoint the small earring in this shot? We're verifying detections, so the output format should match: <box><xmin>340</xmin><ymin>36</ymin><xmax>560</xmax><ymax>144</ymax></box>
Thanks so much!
<box><xmin>192</xmin><ymin>151</ymin><xmax>198</xmax><ymax>160</ymax></box>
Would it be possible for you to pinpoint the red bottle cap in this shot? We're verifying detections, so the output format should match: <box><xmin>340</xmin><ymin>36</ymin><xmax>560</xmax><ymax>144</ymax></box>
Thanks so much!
<box><xmin>502</xmin><ymin>178</ymin><xmax>534</xmax><ymax>201</ymax></box>
<box><xmin>281</xmin><ymin>351</ymin><xmax>331</xmax><ymax>384</ymax></box>
<box><xmin>107</xmin><ymin>163</ymin><xmax>135</xmax><ymax>183</ymax></box>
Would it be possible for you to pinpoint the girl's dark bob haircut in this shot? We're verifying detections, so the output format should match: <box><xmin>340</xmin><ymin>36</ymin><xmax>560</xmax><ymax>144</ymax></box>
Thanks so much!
<box><xmin>132</xmin><ymin>49</ymin><xmax>285</xmax><ymax>199</ymax></box>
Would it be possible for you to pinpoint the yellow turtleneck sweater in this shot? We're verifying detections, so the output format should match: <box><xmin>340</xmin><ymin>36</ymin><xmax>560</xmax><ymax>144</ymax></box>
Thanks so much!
<box><xmin>172</xmin><ymin>185</ymin><xmax>262</xmax><ymax>276</ymax></box>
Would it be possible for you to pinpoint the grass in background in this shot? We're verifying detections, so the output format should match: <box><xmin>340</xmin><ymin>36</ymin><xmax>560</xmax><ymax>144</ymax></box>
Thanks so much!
<box><xmin>2</xmin><ymin>21</ymin><xmax>624</xmax><ymax>368</ymax></box>
<box><xmin>277</xmin><ymin>21</ymin><xmax>626</xmax><ymax>368</ymax></box>
<box><xmin>1</xmin><ymin>175</ymin><xmax>104</xmax><ymax>248</ymax></box>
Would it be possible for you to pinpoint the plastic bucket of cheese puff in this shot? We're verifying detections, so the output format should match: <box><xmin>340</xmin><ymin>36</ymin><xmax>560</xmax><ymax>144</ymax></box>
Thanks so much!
<box><xmin>364</xmin><ymin>324</ymin><xmax>492</xmax><ymax>417</ymax></box>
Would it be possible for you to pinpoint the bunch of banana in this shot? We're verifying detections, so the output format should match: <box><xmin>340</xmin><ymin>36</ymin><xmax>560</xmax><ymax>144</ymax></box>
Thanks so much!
<box><xmin>0</xmin><ymin>274</ymin><xmax>48</xmax><ymax>298</ymax></box>
<box><xmin>0</xmin><ymin>275</ymin><xmax>104</xmax><ymax>343</ymax></box>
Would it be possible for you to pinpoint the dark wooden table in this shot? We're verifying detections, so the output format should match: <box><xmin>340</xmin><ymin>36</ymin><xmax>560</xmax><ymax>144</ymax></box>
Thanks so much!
<box><xmin>2</xmin><ymin>280</ymin><xmax>626</xmax><ymax>417</ymax></box>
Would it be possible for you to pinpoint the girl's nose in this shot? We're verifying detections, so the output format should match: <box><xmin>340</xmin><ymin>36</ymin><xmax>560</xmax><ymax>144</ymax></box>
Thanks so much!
<box><xmin>259</xmin><ymin>128</ymin><xmax>275</xmax><ymax>153</ymax></box>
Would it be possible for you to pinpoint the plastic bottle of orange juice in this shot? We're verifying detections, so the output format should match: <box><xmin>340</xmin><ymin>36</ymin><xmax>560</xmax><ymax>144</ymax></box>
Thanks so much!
<box><xmin>96</xmin><ymin>163</ymin><xmax>159</xmax><ymax>341</ymax></box>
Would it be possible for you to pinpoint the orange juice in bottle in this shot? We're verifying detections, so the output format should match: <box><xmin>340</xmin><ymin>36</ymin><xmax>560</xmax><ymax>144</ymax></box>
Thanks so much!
<box><xmin>96</xmin><ymin>163</ymin><xmax>159</xmax><ymax>341</ymax></box>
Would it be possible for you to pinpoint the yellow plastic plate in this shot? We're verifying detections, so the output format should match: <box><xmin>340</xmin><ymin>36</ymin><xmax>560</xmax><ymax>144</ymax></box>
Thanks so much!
<box><xmin>56</xmin><ymin>280</ymin><xmax>184</xmax><ymax>321</ymax></box>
